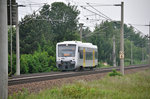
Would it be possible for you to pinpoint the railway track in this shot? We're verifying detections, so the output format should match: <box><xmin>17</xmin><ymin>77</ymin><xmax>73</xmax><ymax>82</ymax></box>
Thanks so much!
<box><xmin>8</xmin><ymin>64</ymin><xmax>149</xmax><ymax>86</ymax></box>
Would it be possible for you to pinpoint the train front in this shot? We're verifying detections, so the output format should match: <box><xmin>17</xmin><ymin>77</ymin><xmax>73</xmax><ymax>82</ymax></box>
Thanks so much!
<box><xmin>56</xmin><ymin>43</ymin><xmax>77</xmax><ymax>70</ymax></box>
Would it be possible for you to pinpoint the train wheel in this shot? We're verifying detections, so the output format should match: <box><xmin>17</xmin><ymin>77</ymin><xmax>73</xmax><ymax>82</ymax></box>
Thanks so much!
<box><xmin>80</xmin><ymin>66</ymin><xmax>84</xmax><ymax>71</ymax></box>
<box><xmin>90</xmin><ymin>67</ymin><xmax>93</xmax><ymax>70</ymax></box>
<box><xmin>61</xmin><ymin>70</ymin><xmax>66</xmax><ymax>72</ymax></box>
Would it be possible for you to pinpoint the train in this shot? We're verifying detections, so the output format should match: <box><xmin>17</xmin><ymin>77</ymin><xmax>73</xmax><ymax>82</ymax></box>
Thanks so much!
<box><xmin>56</xmin><ymin>41</ymin><xmax>98</xmax><ymax>71</ymax></box>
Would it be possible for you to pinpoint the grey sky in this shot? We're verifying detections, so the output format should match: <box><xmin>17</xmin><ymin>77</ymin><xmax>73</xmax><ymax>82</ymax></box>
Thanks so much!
<box><xmin>17</xmin><ymin>0</ymin><xmax>150</xmax><ymax>35</ymax></box>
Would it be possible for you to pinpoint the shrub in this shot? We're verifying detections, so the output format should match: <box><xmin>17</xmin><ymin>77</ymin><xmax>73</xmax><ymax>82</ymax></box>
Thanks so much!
<box><xmin>20</xmin><ymin>51</ymin><xmax>57</xmax><ymax>74</ymax></box>
<box><xmin>109</xmin><ymin>69</ymin><xmax>122</xmax><ymax>76</ymax></box>
<box><xmin>20</xmin><ymin>54</ymin><xmax>30</xmax><ymax>74</ymax></box>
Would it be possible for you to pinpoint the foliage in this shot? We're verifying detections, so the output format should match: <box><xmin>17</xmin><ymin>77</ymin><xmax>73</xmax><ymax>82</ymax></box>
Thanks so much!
<box><xmin>108</xmin><ymin>69</ymin><xmax>122</xmax><ymax>76</ymax></box>
<box><xmin>19</xmin><ymin>14</ymin><xmax>53</xmax><ymax>54</ymax></box>
<box><xmin>9</xmin><ymin>46</ymin><xmax>57</xmax><ymax>74</ymax></box>
<box><xmin>48</xmin><ymin>2</ymin><xmax>80</xmax><ymax>42</ymax></box>
<box><xmin>20</xmin><ymin>50</ymin><xmax>58</xmax><ymax>74</ymax></box>
<box><xmin>8</xmin><ymin>70</ymin><xmax>150</xmax><ymax>99</ymax></box>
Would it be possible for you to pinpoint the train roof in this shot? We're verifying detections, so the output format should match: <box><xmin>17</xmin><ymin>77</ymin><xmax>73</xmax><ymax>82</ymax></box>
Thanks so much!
<box><xmin>57</xmin><ymin>41</ymin><xmax>97</xmax><ymax>49</ymax></box>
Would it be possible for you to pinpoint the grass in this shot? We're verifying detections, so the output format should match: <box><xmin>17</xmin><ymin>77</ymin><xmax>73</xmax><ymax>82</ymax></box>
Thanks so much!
<box><xmin>9</xmin><ymin>69</ymin><xmax>150</xmax><ymax>99</ymax></box>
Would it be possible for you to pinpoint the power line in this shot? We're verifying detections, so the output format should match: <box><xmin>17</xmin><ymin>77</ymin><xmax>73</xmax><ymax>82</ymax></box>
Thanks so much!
<box><xmin>86</xmin><ymin>3</ymin><xmax>112</xmax><ymax>21</ymax></box>
<box><xmin>80</xmin><ymin>6</ymin><xmax>111</xmax><ymax>21</ymax></box>
<box><xmin>80</xmin><ymin>18</ymin><xmax>103</xmax><ymax>21</ymax></box>
<box><xmin>20</xmin><ymin>3</ymin><xmax>48</xmax><ymax>25</ymax></box>
<box><xmin>83</xmin><ymin>26</ymin><xmax>109</xmax><ymax>38</ymax></box>
<box><xmin>131</xmin><ymin>24</ymin><xmax>146</xmax><ymax>26</ymax></box>
<box><xmin>19</xmin><ymin>3</ymin><xmax>47</xmax><ymax>6</ymax></box>
<box><xmin>79</xmin><ymin>4</ymin><xmax>114</xmax><ymax>7</ymax></box>
<box><xmin>129</xmin><ymin>23</ymin><xmax>148</xmax><ymax>37</ymax></box>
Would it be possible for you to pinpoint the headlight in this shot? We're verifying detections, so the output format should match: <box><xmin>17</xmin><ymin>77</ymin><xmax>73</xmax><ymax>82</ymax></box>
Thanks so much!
<box><xmin>71</xmin><ymin>61</ymin><xmax>75</xmax><ymax>64</ymax></box>
<box><xmin>72</xmin><ymin>57</ymin><xmax>75</xmax><ymax>60</ymax></box>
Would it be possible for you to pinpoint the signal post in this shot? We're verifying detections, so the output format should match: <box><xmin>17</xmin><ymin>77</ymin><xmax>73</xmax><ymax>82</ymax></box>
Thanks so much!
<box><xmin>120</xmin><ymin>2</ymin><xmax>124</xmax><ymax>75</ymax></box>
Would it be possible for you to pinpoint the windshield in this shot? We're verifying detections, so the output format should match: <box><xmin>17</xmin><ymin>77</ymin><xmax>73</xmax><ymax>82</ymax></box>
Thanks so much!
<box><xmin>58</xmin><ymin>44</ymin><xmax>76</xmax><ymax>57</ymax></box>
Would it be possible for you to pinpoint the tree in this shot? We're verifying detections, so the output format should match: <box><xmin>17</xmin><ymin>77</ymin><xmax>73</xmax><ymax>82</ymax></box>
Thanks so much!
<box><xmin>19</xmin><ymin>2</ymin><xmax>80</xmax><ymax>54</ymax></box>
<box><xmin>48</xmin><ymin>2</ymin><xmax>80</xmax><ymax>42</ymax></box>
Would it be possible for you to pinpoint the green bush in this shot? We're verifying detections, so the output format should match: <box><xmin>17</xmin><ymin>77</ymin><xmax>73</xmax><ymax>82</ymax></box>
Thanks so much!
<box><xmin>109</xmin><ymin>69</ymin><xmax>122</xmax><ymax>76</ymax></box>
<box><xmin>9</xmin><ymin>49</ymin><xmax>57</xmax><ymax>74</ymax></box>
<box><xmin>20</xmin><ymin>54</ymin><xmax>30</xmax><ymax>74</ymax></box>
<box><xmin>20</xmin><ymin>50</ymin><xmax>57</xmax><ymax>74</ymax></box>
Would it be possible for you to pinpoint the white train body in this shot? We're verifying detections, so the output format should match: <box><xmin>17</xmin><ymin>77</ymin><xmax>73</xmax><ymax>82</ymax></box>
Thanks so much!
<box><xmin>56</xmin><ymin>41</ymin><xmax>98</xmax><ymax>70</ymax></box>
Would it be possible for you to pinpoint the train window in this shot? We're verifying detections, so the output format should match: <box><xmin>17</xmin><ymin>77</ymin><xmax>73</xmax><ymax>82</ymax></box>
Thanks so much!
<box><xmin>78</xmin><ymin>47</ymin><xmax>83</xmax><ymax>59</ymax></box>
<box><xmin>86</xmin><ymin>52</ymin><xmax>93</xmax><ymax>60</ymax></box>
<box><xmin>80</xmin><ymin>51</ymin><xmax>83</xmax><ymax>59</ymax></box>
<box><xmin>79</xmin><ymin>50</ymin><xmax>83</xmax><ymax>59</ymax></box>
<box><xmin>58</xmin><ymin>45</ymin><xmax>76</xmax><ymax>57</ymax></box>
<box><xmin>95</xmin><ymin>51</ymin><xmax>98</xmax><ymax>59</ymax></box>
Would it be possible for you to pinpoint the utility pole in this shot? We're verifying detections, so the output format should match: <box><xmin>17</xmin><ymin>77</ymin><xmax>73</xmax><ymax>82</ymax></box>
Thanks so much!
<box><xmin>79</xmin><ymin>23</ymin><xmax>83</xmax><ymax>41</ymax></box>
<box><xmin>142</xmin><ymin>44</ymin><xmax>144</xmax><ymax>62</ymax></box>
<box><xmin>0</xmin><ymin>0</ymin><xmax>8</xmax><ymax>98</ymax></box>
<box><xmin>148</xmin><ymin>22</ymin><xmax>150</xmax><ymax>67</ymax></box>
<box><xmin>145</xmin><ymin>22</ymin><xmax>150</xmax><ymax>66</ymax></box>
<box><xmin>120</xmin><ymin>2</ymin><xmax>124</xmax><ymax>75</ymax></box>
<box><xmin>16</xmin><ymin>3</ymin><xmax>20</xmax><ymax>75</ymax></box>
<box><xmin>131</xmin><ymin>41</ymin><xmax>133</xmax><ymax>65</ymax></box>
<box><xmin>10</xmin><ymin>0</ymin><xmax>13</xmax><ymax>75</ymax></box>
<box><xmin>113</xmin><ymin>35</ymin><xmax>116</xmax><ymax>67</ymax></box>
<box><xmin>114</xmin><ymin>2</ymin><xmax>124</xmax><ymax>75</ymax></box>
<box><xmin>15</xmin><ymin>4</ymin><xmax>25</xmax><ymax>75</ymax></box>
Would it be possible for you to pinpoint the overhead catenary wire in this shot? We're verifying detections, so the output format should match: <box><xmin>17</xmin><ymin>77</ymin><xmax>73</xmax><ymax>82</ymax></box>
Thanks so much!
<box><xmin>130</xmin><ymin>23</ymin><xmax>150</xmax><ymax>27</ymax></box>
<box><xmin>86</xmin><ymin>3</ymin><xmax>112</xmax><ymax>21</ymax></box>
<box><xmin>80</xmin><ymin>2</ymin><xmax>121</xmax><ymax>30</ymax></box>
<box><xmin>20</xmin><ymin>3</ymin><xmax>48</xmax><ymax>25</ymax></box>
<box><xmin>80</xmin><ymin>2</ymin><xmax>115</xmax><ymax>6</ymax></box>
<box><xmin>129</xmin><ymin>23</ymin><xmax>148</xmax><ymax>37</ymax></box>
<box><xmin>18</xmin><ymin>1</ymin><xmax>113</xmax><ymax>32</ymax></box>
<box><xmin>83</xmin><ymin>26</ymin><xmax>109</xmax><ymax>38</ymax></box>
<box><xmin>18</xmin><ymin>3</ymin><xmax>47</xmax><ymax>7</ymax></box>
<box><xmin>21</xmin><ymin>4</ymin><xmax>69</xmax><ymax>25</ymax></box>
<box><xmin>80</xmin><ymin>6</ymin><xmax>110</xmax><ymax>21</ymax></box>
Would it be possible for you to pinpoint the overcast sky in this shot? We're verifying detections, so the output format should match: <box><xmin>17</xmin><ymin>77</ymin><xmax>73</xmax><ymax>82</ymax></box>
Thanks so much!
<box><xmin>17</xmin><ymin>0</ymin><xmax>150</xmax><ymax>35</ymax></box>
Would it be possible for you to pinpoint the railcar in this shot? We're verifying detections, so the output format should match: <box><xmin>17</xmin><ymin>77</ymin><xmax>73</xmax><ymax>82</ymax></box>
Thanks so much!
<box><xmin>56</xmin><ymin>41</ymin><xmax>98</xmax><ymax>70</ymax></box>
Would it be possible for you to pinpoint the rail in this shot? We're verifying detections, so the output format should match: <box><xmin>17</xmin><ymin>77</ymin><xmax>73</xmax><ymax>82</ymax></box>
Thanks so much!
<box><xmin>8</xmin><ymin>64</ymin><xmax>149</xmax><ymax>86</ymax></box>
